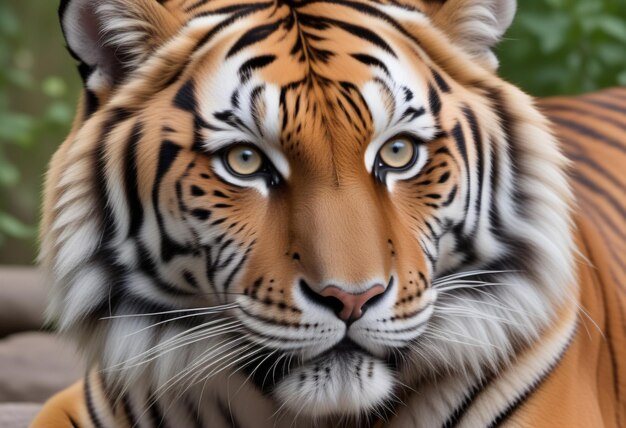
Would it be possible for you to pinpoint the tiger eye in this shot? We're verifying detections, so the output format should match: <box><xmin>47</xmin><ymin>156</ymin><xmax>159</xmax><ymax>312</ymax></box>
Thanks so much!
<box><xmin>226</xmin><ymin>145</ymin><xmax>263</xmax><ymax>176</ymax></box>
<box><xmin>379</xmin><ymin>137</ymin><xmax>415</xmax><ymax>169</ymax></box>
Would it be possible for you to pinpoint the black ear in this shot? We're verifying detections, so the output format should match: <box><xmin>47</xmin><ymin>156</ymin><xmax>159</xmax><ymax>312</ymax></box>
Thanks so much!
<box><xmin>58</xmin><ymin>0</ymin><xmax>179</xmax><ymax>92</ymax></box>
<box><xmin>424</xmin><ymin>0</ymin><xmax>517</xmax><ymax>70</ymax></box>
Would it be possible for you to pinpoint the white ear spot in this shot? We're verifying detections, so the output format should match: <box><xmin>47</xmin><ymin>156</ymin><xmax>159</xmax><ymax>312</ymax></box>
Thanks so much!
<box><xmin>60</xmin><ymin>0</ymin><xmax>176</xmax><ymax>88</ymax></box>
<box><xmin>492</xmin><ymin>0</ymin><xmax>517</xmax><ymax>37</ymax></box>
<box><xmin>430</xmin><ymin>0</ymin><xmax>517</xmax><ymax>69</ymax></box>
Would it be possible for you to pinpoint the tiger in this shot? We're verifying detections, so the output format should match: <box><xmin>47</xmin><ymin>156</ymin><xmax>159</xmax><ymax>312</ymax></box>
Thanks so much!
<box><xmin>32</xmin><ymin>0</ymin><xmax>625</xmax><ymax>426</ymax></box>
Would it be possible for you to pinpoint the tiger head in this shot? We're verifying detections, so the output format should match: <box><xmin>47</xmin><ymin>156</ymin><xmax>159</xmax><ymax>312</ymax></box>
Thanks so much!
<box><xmin>44</xmin><ymin>0</ymin><xmax>575</xmax><ymax>421</ymax></box>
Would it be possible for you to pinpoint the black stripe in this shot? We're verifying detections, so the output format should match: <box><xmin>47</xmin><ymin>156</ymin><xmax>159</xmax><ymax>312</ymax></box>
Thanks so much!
<box><xmin>338</xmin><ymin>82</ymin><xmax>369</xmax><ymax>130</ymax></box>
<box><xmin>96</xmin><ymin>108</ymin><xmax>133</xmax><ymax>248</ymax></box>
<box><xmin>298</xmin><ymin>14</ymin><xmax>396</xmax><ymax>57</ymax></box>
<box><xmin>488</xmin><ymin>136</ymin><xmax>503</xmax><ymax>232</ymax></box>
<box><xmin>428</xmin><ymin>84</ymin><xmax>442</xmax><ymax>116</ymax></box>
<box><xmin>444</xmin><ymin>324</ymin><xmax>576</xmax><ymax>428</ymax></box>
<box><xmin>582</xmin><ymin>96</ymin><xmax>626</xmax><ymax>114</ymax></box>
<box><xmin>401</xmin><ymin>106</ymin><xmax>426</xmax><ymax>122</ymax></box>
<box><xmin>571</xmin><ymin>172</ymin><xmax>626</xmax><ymax>232</ymax></box>
<box><xmin>483</xmin><ymin>86</ymin><xmax>530</xmax><ymax>222</ymax></box>
<box><xmin>487</xmin><ymin>325</ymin><xmax>577</xmax><ymax>427</ymax></box>
<box><xmin>576</xmin><ymin>192</ymin><xmax>626</xmax><ymax>277</ymax></box>
<box><xmin>69</xmin><ymin>416</ymin><xmax>80</xmax><ymax>428</ymax></box>
<box><xmin>84</xmin><ymin>89</ymin><xmax>99</xmax><ymax>119</ymax></box>
<box><xmin>134</xmin><ymin>241</ymin><xmax>194</xmax><ymax>297</ymax></box>
<box><xmin>351</xmin><ymin>53</ymin><xmax>391</xmax><ymax>75</ymax></box>
<box><xmin>431</xmin><ymin>68</ymin><xmax>451</xmax><ymax>93</ymax></box>
<box><xmin>185</xmin><ymin>0</ymin><xmax>212</xmax><ymax>12</ymax></box>
<box><xmin>560</xmin><ymin>137</ymin><xmax>625</xmax><ymax>197</ymax></box>
<box><xmin>148</xmin><ymin>393</ymin><xmax>168</xmax><ymax>428</ymax></box>
<box><xmin>544</xmin><ymin>102</ymin><xmax>626</xmax><ymax>133</ymax></box>
<box><xmin>238</xmin><ymin>55</ymin><xmax>276</xmax><ymax>82</ymax></box>
<box><xmin>124</xmin><ymin>122</ymin><xmax>144</xmax><ymax>238</ymax></box>
<box><xmin>185</xmin><ymin>397</ymin><xmax>206</xmax><ymax>428</ymax></box>
<box><xmin>442</xmin><ymin>377</ymin><xmax>490</xmax><ymax>428</ymax></box>
<box><xmin>217</xmin><ymin>398</ymin><xmax>242</xmax><ymax>428</ymax></box>
<box><xmin>462</xmin><ymin>106</ymin><xmax>484</xmax><ymax>236</ymax></box>
<box><xmin>193</xmin><ymin>3</ymin><xmax>274</xmax><ymax>52</ymax></box>
<box><xmin>122</xmin><ymin>394</ymin><xmax>139</xmax><ymax>428</ymax></box>
<box><xmin>250</xmin><ymin>85</ymin><xmax>266</xmax><ymax>136</ymax></box>
<box><xmin>152</xmin><ymin>140</ymin><xmax>193</xmax><ymax>263</ymax></box>
<box><xmin>173</xmin><ymin>79</ymin><xmax>197</xmax><ymax>113</ymax></box>
<box><xmin>223</xmin><ymin>247</ymin><xmax>252</xmax><ymax>291</ymax></box>
<box><xmin>603</xmin><ymin>89</ymin><xmax>626</xmax><ymax>103</ymax></box>
<box><xmin>299</xmin><ymin>0</ymin><xmax>422</xmax><ymax>48</ymax></box>
<box><xmin>341</xmin><ymin>81</ymin><xmax>373</xmax><ymax>124</ymax></box>
<box><xmin>572</xmin><ymin>174</ymin><xmax>626</xmax><ymax>241</ymax></box>
<box><xmin>84</xmin><ymin>374</ymin><xmax>106</xmax><ymax>428</ymax></box>
<box><xmin>550</xmin><ymin>116</ymin><xmax>626</xmax><ymax>155</ymax></box>
<box><xmin>451</xmin><ymin>122</ymin><xmax>470</xmax><ymax>212</ymax></box>
<box><xmin>227</xmin><ymin>20</ymin><xmax>283</xmax><ymax>58</ymax></box>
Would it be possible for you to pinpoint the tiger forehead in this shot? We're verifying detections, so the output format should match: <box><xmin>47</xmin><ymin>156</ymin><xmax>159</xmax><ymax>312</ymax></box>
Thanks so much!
<box><xmin>186</xmin><ymin>0</ymin><xmax>437</xmax><ymax>166</ymax></box>
<box><xmin>202</xmin><ymin>0</ymin><xmax>400</xmax><ymax>86</ymax></box>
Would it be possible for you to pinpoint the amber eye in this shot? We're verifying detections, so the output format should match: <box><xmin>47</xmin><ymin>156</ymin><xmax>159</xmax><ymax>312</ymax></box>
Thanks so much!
<box><xmin>225</xmin><ymin>144</ymin><xmax>263</xmax><ymax>176</ymax></box>
<box><xmin>378</xmin><ymin>137</ymin><xmax>416</xmax><ymax>169</ymax></box>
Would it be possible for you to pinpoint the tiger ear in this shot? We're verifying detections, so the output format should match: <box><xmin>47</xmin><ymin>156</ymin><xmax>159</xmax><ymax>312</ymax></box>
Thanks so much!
<box><xmin>59</xmin><ymin>0</ymin><xmax>181</xmax><ymax>92</ymax></box>
<box><xmin>423</xmin><ymin>0</ymin><xmax>517</xmax><ymax>69</ymax></box>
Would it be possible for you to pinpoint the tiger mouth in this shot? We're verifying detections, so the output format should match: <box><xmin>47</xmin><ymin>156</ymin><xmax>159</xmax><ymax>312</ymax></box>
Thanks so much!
<box><xmin>238</xmin><ymin>334</ymin><xmax>400</xmax><ymax>395</ymax></box>
<box><xmin>332</xmin><ymin>337</ymin><xmax>365</xmax><ymax>354</ymax></box>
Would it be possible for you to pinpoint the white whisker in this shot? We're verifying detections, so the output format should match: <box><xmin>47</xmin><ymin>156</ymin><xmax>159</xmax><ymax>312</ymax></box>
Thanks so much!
<box><xmin>99</xmin><ymin>303</ymin><xmax>239</xmax><ymax>320</ymax></box>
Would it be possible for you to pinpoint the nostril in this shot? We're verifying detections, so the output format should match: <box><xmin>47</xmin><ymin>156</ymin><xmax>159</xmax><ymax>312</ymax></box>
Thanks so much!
<box><xmin>321</xmin><ymin>295</ymin><xmax>344</xmax><ymax>316</ymax></box>
<box><xmin>300</xmin><ymin>279</ymin><xmax>389</xmax><ymax>322</ymax></box>
<box><xmin>300</xmin><ymin>280</ymin><xmax>343</xmax><ymax>313</ymax></box>
<box><xmin>300</xmin><ymin>280</ymin><xmax>346</xmax><ymax>317</ymax></box>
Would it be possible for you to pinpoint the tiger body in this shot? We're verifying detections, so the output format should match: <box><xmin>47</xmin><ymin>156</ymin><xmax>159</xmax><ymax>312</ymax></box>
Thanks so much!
<box><xmin>33</xmin><ymin>0</ymin><xmax>625</xmax><ymax>426</ymax></box>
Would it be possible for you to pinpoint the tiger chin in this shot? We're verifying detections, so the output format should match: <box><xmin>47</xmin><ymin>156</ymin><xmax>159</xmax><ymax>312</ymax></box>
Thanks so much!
<box><xmin>32</xmin><ymin>0</ymin><xmax>626</xmax><ymax>427</ymax></box>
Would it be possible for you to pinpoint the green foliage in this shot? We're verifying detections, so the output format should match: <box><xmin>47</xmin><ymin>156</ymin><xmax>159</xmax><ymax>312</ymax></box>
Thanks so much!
<box><xmin>0</xmin><ymin>2</ymin><xmax>77</xmax><ymax>261</ymax></box>
<box><xmin>498</xmin><ymin>0</ymin><xmax>626</xmax><ymax>96</ymax></box>
<box><xmin>0</xmin><ymin>1</ymin><xmax>624</xmax><ymax>264</ymax></box>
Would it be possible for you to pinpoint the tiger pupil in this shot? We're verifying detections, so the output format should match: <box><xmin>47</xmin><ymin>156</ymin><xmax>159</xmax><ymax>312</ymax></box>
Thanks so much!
<box><xmin>392</xmin><ymin>142</ymin><xmax>404</xmax><ymax>154</ymax></box>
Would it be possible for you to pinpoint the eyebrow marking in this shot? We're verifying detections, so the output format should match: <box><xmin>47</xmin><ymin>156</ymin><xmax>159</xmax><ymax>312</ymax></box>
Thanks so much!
<box><xmin>351</xmin><ymin>53</ymin><xmax>391</xmax><ymax>76</ymax></box>
<box><xmin>239</xmin><ymin>55</ymin><xmax>276</xmax><ymax>82</ymax></box>
<box><xmin>227</xmin><ymin>19</ymin><xmax>284</xmax><ymax>58</ymax></box>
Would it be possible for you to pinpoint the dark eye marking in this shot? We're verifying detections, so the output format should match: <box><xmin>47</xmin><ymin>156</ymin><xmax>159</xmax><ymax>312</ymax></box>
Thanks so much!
<box><xmin>190</xmin><ymin>208</ymin><xmax>211</xmax><ymax>221</ymax></box>
<box><xmin>190</xmin><ymin>185</ymin><xmax>206</xmax><ymax>196</ymax></box>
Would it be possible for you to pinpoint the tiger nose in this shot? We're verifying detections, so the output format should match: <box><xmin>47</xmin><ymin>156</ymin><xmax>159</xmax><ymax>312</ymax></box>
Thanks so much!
<box><xmin>319</xmin><ymin>284</ymin><xmax>386</xmax><ymax>321</ymax></box>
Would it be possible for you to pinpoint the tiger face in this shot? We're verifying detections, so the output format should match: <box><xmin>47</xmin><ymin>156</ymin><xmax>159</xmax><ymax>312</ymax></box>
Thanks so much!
<box><xmin>46</xmin><ymin>0</ymin><xmax>574</xmax><ymax>422</ymax></box>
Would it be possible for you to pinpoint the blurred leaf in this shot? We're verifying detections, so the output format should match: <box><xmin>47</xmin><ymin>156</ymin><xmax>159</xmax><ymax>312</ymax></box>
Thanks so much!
<box><xmin>596</xmin><ymin>16</ymin><xmax>626</xmax><ymax>42</ymax></box>
<box><xmin>0</xmin><ymin>6</ymin><xmax>19</xmax><ymax>36</ymax></box>
<box><xmin>0</xmin><ymin>113</ymin><xmax>36</xmax><ymax>144</ymax></box>
<box><xmin>4</xmin><ymin>67</ymin><xmax>34</xmax><ymax>89</ymax></box>
<box><xmin>499</xmin><ymin>1</ymin><xmax>626</xmax><ymax>97</ymax></box>
<box><xmin>44</xmin><ymin>101</ymin><xmax>73</xmax><ymax>125</ymax></box>
<box><xmin>42</xmin><ymin>76</ymin><xmax>67</xmax><ymax>98</ymax></box>
<box><xmin>0</xmin><ymin>212</ymin><xmax>35</xmax><ymax>239</ymax></box>
<box><xmin>574</xmin><ymin>2</ymin><xmax>604</xmax><ymax>16</ymax></box>
<box><xmin>595</xmin><ymin>43</ymin><xmax>626</xmax><ymax>66</ymax></box>
<box><xmin>519</xmin><ymin>13</ymin><xmax>571</xmax><ymax>54</ymax></box>
<box><xmin>0</xmin><ymin>155</ymin><xmax>19</xmax><ymax>185</ymax></box>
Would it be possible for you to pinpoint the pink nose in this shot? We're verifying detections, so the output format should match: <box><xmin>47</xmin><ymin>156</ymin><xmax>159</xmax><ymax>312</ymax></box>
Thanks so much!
<box><xmin>320</xmin><ymin>285</ymin><xmax>386</xmax><ymax>321</ymax></box>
